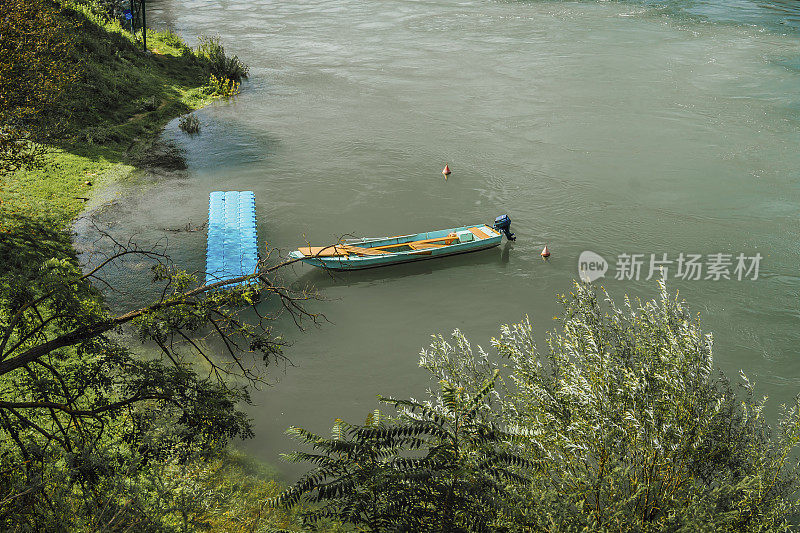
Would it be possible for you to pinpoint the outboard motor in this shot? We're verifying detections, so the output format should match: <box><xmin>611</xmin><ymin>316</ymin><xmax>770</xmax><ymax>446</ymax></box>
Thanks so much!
<box><xmin>494</xmin><ymin>214</ymin><xmax>516</xmax><ymax>241</ymax></box>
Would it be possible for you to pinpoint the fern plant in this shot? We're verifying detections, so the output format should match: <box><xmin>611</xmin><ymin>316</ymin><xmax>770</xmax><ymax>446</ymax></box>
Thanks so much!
<box><xmin>271</xmin><ymin>371</ymin><xmax>533</xmax><ymax>532</ymax></box>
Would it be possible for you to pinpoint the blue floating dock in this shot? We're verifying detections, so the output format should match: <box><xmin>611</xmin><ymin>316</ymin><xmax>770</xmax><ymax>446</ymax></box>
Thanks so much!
<box><xmin>206</xmin><ymin>191</ymin><xmax>258</xmax><ymax>287</ymax></box>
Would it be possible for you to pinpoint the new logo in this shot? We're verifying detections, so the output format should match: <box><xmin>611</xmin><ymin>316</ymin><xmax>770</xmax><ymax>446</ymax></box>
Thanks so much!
<box><xmin>578</xmin><ymin>251</ymin><xmax>608</xmax><ymax>282</ymax></box>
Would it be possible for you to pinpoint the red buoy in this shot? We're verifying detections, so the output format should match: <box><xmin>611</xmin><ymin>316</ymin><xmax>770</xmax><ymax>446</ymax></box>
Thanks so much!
<box><xmin>442</xmin><ymin>164</ymin><xmax>451</xmax><ymax>176</ymax></box>
<box><xmin>541</xmin><ymin>244</ymin><xmax>550</xmax><ymax>258</ymax></box>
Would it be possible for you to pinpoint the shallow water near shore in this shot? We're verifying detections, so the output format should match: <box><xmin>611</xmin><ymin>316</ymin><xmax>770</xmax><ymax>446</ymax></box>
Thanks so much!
<box><xmin>82</xmin><ymin>0</ymin><xmax>800</xmax><ymax>479</ymax></box>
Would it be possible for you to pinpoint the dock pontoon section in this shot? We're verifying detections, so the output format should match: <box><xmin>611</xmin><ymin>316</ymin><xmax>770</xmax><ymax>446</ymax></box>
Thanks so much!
<box><xmin>205</xmin><ymin>191</ymin><xmax>258</xmax><ymax>287</ymax></box>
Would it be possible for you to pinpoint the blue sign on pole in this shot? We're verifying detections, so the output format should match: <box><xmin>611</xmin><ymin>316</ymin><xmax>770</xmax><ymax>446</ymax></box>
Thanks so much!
<box><xmin>124</xmin><ymin>9</ymin><xmax>132</xmax><ymax>20</ymax></box>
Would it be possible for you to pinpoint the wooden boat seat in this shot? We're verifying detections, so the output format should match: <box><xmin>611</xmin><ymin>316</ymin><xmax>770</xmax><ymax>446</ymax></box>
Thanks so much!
<box><xmin>411</xmin><ymin>234</ymin><xmax>459</xmax><ymax>246</ymax></box>
<box><xmin>468</xmin><ymin>227</ymin><xmax>488</xmax><ymax>240</ymax></box>
<box><xmin>408</xmin><ymin>242</ymin><xmax>447</xmax><ymax>250</ymax></box>
<box><xmin>297</xmin><ymin>246</ymin><xmax>345</xmax><ymax>257</ymax></box>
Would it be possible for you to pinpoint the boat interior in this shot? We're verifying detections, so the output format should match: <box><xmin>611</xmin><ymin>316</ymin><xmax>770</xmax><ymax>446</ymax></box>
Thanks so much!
<box><xmin>296</xmin><ymin>225</ymin><xmax>499</xmax><ymax>258</ymax></box>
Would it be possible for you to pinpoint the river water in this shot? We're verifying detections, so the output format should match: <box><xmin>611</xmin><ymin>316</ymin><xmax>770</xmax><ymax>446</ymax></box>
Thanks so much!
<box><xmin>87</xmin><ymin>0</ymin><xmax>800</xmax><ymax>478</ymax></box>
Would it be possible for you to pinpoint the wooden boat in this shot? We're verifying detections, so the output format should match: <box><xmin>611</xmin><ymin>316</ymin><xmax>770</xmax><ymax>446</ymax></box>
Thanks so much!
<box><xmin>288</xmin><ymin>220</ymin><xmax>513</xmax><ymax>271</ymax></box>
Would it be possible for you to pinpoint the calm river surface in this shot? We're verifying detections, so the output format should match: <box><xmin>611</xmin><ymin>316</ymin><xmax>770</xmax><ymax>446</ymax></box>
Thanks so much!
<box><xmin>85</xmin><ymin>0</ymin><xmax>800</xmax><ymax>478</ymax></box>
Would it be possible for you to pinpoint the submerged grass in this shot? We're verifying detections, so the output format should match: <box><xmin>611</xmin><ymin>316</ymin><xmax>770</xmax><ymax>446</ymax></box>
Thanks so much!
<box><xmin>180</xmin><ymin>113</ymin><xmax>202</xmax><ymax>134</ymax></box>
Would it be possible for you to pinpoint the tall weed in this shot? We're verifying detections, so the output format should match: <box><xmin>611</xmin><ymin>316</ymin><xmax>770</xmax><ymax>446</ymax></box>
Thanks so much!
<box><xmin>197</xmin><ymin>34</ymin><xmax>249</xmax><ymax>82</ymax></box>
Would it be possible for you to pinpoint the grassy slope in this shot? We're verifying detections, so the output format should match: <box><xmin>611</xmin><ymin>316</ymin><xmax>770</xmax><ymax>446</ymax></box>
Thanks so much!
<box><xmin>0</xmin><ymin>4</ymin><xmax>328</xmax><ymax>531</ymax></box>
<box><xmin>1</xmin><ymin>3</ymin><xmax>211</xmax><ymax>226</ymax></box>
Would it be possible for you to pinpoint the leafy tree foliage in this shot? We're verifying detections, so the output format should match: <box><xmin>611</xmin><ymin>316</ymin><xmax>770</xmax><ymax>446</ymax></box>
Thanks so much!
<box><xmin>0</xmin><ymin>0</ymin><xmax>78</xmax><ymax>172</ymax></box>
<box><xmin>0</xmin><ymin>214</ymin><xmax>317</xmax><ymax>529</ymax></box>
<box><xmin>495</xmin><ymin>280</ymin><xmax>800</xmax><ymax>531</ymax></box>
<box><xmin>273</xmin><ymin>371</ymin><xmax>532</xmax><ymax>532</ymax></box>
<box><xmin>279</xmin><ymin>280</ymin><xmax>800</xmax><ymax>532</ymax></box>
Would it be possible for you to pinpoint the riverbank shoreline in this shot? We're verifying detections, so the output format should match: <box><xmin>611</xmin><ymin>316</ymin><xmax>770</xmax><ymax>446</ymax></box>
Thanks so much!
<box><xmin>1</xmin><ymin>7</ymin><xmax>214</xmax><ymax>228</ymax></box>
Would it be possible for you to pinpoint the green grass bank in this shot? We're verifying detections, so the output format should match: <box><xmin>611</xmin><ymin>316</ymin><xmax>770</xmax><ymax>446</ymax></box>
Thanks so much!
<box><xmin>1</xmin><ymin>2</ymin><xmax>216</xmax><ymax>226</ymax></box>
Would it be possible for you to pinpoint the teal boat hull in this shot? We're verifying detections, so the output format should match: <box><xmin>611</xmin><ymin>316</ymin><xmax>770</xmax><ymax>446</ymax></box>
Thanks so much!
<box><xmin>289</xmin><ymin>224</ymin><xmax>502</xmax><ymax>271</ymax></box>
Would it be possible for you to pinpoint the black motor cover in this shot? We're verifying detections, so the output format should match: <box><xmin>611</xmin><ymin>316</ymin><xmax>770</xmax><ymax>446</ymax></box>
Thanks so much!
<box><xmin>494</xmin><ymin>214</ymin><xmax>516</xmax><ymax>241</ymax></box>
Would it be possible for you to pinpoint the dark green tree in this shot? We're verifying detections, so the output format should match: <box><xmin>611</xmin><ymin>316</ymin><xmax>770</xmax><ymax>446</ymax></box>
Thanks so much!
<box><xmin>272</xmin><ymin>370</ymin><xmax>532</xmax><ymax>532</ymax></box>
<box><xmin>0</xmin><ymin>214</ymin><xmax>317</xmax><ymax>529</ymax></box>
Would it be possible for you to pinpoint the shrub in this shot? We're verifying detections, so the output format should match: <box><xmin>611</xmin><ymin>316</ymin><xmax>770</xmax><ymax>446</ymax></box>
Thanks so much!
<box><xmin>178</xmin><ymin>113</ymin><xmax>200</xmax><ymax>134</ymax></box>
<box><xmin>279</xmin><ymin>280</ymin><xmax>800</xmax><ymax>532</ymax></box>
<box><xmin>208</xmin><ymin>74</ymin><xmax>240</xmax><ymax>99</ymax></box>
<box><xmin>197</xmin><ymin>34</ymin><xmax>249</xmax><ymax>83</ymax></box>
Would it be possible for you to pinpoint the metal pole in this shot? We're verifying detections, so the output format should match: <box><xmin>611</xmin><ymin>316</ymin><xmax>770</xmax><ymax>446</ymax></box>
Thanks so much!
<box><xmin>142</xmin><ymin>0</ymin><xmax>147</xmax><ymax>51</ymax></box>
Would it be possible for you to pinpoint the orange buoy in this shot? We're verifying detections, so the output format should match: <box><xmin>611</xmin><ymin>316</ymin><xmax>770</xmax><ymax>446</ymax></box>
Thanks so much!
<box><xmin>442</xmin><ymin>164</ymin><xmax>451</xmax><ymax>176</ymax></box>
<box><xmin>541</xmin><ymin>244</ymin><xmax>550</xmax><ymax>258</ymax></box>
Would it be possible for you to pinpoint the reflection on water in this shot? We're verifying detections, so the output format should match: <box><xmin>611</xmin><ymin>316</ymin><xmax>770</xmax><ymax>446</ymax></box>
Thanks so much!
<box><xmin>80</xmin><ymin>0</ymin><xmax>800</xmax><ymax>479</ymax></box>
